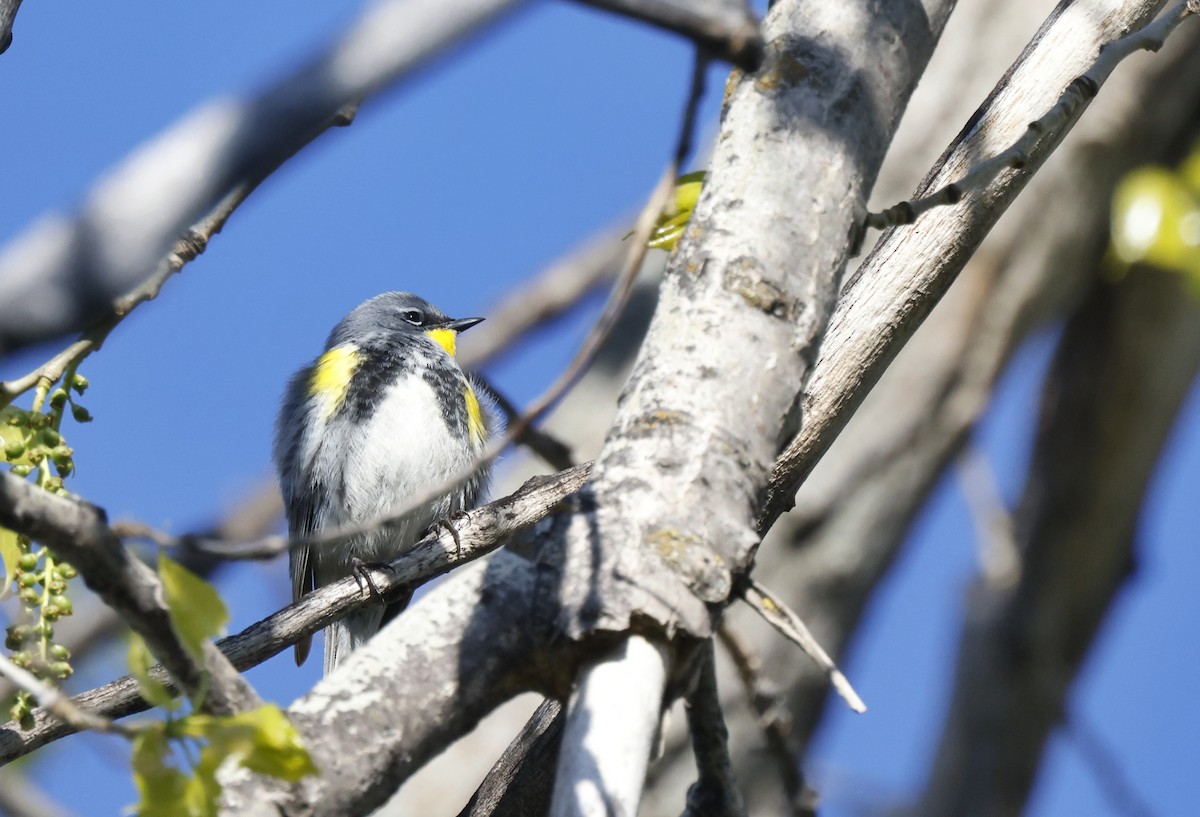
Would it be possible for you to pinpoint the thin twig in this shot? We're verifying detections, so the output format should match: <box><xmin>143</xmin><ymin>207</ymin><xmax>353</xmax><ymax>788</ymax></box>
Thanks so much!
<box><xmin>0</xmin><ymin>463</ymin><xmax>593</xmax><ymax>765</ymax></box>
<box><xmin>1066</xmin><ymin>712</ymin><xmax>1157</xmax><ymax>817</ymax></box>
<box><xmin>460</xmin><ymin>227</ymin><xmax>627</xmax><ymax>371</ymax></box>
<box><xmin>0</xmin><ymin>479</ymin><xmax>283</xmax><ymax>706</ymax></box>
<box><xmin>681</xmin><ymin>640</ymin><xmax>746</xmax><ymax>817</ymax></box>
<box><xmin>0</xmin><ymin>767</ymin><xmax>78</xmax><ymax>817</ymax></box>
<box><xmin>473</xmin><ymin>375</ymin><xmax>576</xmax><ymax>471</ymax></box>
<box><xmin>716</xmin><ymin>624</ymin><xmax>818</xmax><ymax>817</ymax></box>
<box><xmin>0</xmin><ymin>471</ymin><xmax>261</xmax><ymax>717</ymax></box>
<box><xmin>163</xmin><ymin>50</ymin><xmax>708</xmax><ymax>564</ymax></box>
<box><xmin>0</xmin><ymin>0</ymin><xmax>524</xmax><ymax>354</ymax></box>
<box><xmin>573</xmin><ymin>0</ymin><xmax>762</xmax><ymax>71</ymax></box>
<box><xmin>739</xmin><ymin>579</ymin><xmax>866</xmax><ymax>714</ymax></box>
<box><xmin>0</xmin><ymin>653</ymin><xmax>136</xmax><ymax>738</ymax></box>
<box><xmin>956</xmin><ymin>446</ymin><xmax>1021</xmax><ymax>587</ymax></box>
<box><xmin>0</xmin><ymin>105</ymin><xmax>359</xmax><ymax>408</ymax></box>
<box><xmin>865</xmin><ymin>0</ymin><xmax>1199</xmax><ymax>233</ymax></box>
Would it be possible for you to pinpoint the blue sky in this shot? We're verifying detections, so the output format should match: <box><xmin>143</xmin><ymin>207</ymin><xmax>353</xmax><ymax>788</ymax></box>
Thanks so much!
<box><xmin>1</xmin><ymin>2</ymin><xmax>1196</xmax><ymax>815</ymax></box>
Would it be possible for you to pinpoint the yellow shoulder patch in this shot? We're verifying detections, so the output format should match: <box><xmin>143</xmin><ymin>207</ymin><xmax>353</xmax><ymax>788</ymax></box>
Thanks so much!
<box><xmin>309</xmin><ymin>345</ymin><xmax>360</xmax><ymax>418</ymax></box>
<box><xmin>464</xmin><ymin>385</ymin><xmax>486</xmax><ymax>446</ymax></box>
<box><xmin>425</xmin><ymin>328</ymin><xmax>457</xmax><ymax>357</ymax></box>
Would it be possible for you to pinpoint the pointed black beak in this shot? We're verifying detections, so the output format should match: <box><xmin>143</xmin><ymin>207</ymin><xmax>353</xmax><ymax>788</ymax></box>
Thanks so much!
<box><xmin>445</xmin><ymin>316</ymin><xmax>484</xmax><ymax>333</ymax></box>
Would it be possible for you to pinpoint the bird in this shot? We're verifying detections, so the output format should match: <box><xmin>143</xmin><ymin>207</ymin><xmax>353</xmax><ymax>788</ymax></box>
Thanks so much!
<box><xmin>273</xmin><ymin>291</ymin><xmax>495</xmax><ymax>675</ymax></box>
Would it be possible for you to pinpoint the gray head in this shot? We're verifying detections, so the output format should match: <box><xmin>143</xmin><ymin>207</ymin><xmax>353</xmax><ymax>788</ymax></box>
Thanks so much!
<box><xmin>324</xmin><ymin>291</ymin><xmax>483</xmax><ymax>349</ymax></box>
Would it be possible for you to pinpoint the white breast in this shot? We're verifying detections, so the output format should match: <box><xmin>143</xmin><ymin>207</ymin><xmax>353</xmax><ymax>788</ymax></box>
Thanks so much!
<box><xmin>316</xmin><ymin>372</ymin><xmax>478</xmax><ymax>572</ymax></box>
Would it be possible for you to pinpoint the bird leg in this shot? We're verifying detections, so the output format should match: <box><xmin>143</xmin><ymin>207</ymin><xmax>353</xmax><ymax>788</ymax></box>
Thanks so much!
<box><xmin>433</xmin><ymin>510</ymin><xmax>471</xmax><ymax>556</ymax></box>
<box><xmin>350</xmin><ymin>556</ymin><xmax>395</xmax><ymax>602</ymax></box>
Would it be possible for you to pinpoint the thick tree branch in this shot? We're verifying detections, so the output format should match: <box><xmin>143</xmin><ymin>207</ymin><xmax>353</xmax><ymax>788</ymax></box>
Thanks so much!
<box><xmin>0</xmin><ymin>106</ymin><xmax>357</xmax><ymax>406</ymax></box>
<box><xmin>0</xmin><ymin>478</ymin><xmax>282</xmax><ymax>706</ymax></box>
<box><xmin>217</xmin><ymin>549</ymin><xmax>563</xmax><ymax>816</ymax></box>
<box><xmin>0</xmin><ymin>472</ymin><xmax>259</xmax><ymax>716</ymax></box>
<box><xmin>761</xmin><ymin>0</ymin><xmax>1195</xmax><ymax>529</ymax></box>
<box><xmin>639</xmin><ymin>10</ymin><xmax>1200</xmax><ymax>812</ymax></box>
<box><xmin>866</xmin><ymin>0</ymin><xmax>1198</xmax><ymax>233</ymax></box>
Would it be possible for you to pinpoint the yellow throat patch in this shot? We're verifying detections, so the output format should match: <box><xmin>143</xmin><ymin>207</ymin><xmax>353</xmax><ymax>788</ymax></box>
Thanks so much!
<box><xmin>425</xmin><ymin>328</ymin><xmax>457</xmax><ymax>357</ymax></box>
<box><xmin>309</xmin><ymin>345</ymin><xmax>360</xmax><ymax>418</ymax></box>
<box><xmin>464</xmin><ymin>385</ymin><xmax>486</xmax><ymax>446</ymax></box>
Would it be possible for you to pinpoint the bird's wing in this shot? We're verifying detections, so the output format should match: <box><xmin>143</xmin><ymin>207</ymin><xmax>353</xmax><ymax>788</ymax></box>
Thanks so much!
<box><xmin>287</xmin><ymin>488</ymin><xmax>320</xmax><ymax>667</ymax></box>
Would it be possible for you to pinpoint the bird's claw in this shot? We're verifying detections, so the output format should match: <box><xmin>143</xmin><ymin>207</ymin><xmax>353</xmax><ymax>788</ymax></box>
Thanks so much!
<box><xmin>350</xmin><ymin>557</ymin><xmax>395</xmax><ymax>602</ymax></box>
<box><xmin>433</xmin><ymin>510</ymin><xmax>471</xmax><ymax>557</ymax></box>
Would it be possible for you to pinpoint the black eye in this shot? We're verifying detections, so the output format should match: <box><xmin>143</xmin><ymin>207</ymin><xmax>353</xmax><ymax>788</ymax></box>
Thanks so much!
<box><xmin>401</xmin><ymin>309</ymin><xmax>424</xmax><ymax>326</ymax></box>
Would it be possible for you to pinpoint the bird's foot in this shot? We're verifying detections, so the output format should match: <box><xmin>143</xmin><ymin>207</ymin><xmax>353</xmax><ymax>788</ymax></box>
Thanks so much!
<box><xmin>432</xmin><ymin>510</ymin><xmax>471</xmax><ymax>557</ymax></box>
<box><xmin>350</xmin><ymin>557</ymin><xmax>395</xmax><ymax>602</ymax></box>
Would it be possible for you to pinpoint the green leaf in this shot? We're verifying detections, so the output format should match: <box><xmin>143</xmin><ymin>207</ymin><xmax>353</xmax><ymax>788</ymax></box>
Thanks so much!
<box><xmin>0</xmin><ymin>527</ymin><xmax>21</xmax><ymax>598</ymax></box>
<box><xmin>157</xmin><ymin>552</ymin><xmax>228</xmax><ymax>662</ymax></box>
<box><xmin>648</xmin><ymin>171</ymin><xmax>706</xmax><ymax>252</ymax></box>
<box><xmin>193</xmin><ymin>705</ymin><xmax>318</xmax><ymax>782</ymax></box>
<box><xmin>184</xmin><ymin>745</ymin><xmax>224</xmax><ymax>817</ymax></box>
<box><xmin>131</xmin><ymin>726</ymin><xmax>191</xmax><ymax>817</ymax></box>
<box><xmin>128</xmin><ymin>634</ymin><xmax>177</xmax><ymax>710</ymax></box>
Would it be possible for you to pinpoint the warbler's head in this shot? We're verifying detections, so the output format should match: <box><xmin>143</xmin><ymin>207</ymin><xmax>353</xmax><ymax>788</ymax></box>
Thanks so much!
<box><xmin>325</xmin><ymin>291</ymin><xmax>483</xmax><ymax>357</ymax></box>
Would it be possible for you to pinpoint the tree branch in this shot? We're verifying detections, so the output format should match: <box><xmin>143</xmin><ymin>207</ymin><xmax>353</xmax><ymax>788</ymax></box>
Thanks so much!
<box><xmin>716</xmin><ymin>624</ymin><xmax>816</xmax><ymax>816</ymax></box>
<box><xmin>639</xmin><ymin>10</ymin><xmax>1200</xmax><ymax>812</ymax></box>
<box><xmin>0</xmin><ymin>463</ymin><xmax>592</xmax><ymax>765</ymax></box>
<box><xmin>865</xmin><ymin>0</ymin><xmax>1199</xmax><ymax>233</ymax></box>
<box><xmin>550</xmin><ymin>636</ymin><xmax>671</xmax><ymax>817</ymax></box>
<box><xmin>916</xmin><ymin>265</ymin><xmax>1200</xmax><ymax>817</ymax></box>
<box><xmin>0</xmin><ymin>653</ymin><xmax>134</xmax><ymax>738</ymax></box>
<box><xmin>573</xmin><ymin>0</ymin><xmax>763</xmax><ymax>71</ymax></box>
<box><xmin>740</xmin><ymin>580</ymin><xmax>864</xmax><ymax>713</ymax></box>
<box><xmin>761</xmin><ymin>0</ymin><xmax>1196</xmax><ymax>530</ymax></box>
<box><xmin>0</xmin><ymin>0</ymin><xmax>22</xmax><ymax>55</ymax></box>
<box><xmin>0</xmin><ymin>0</ymin><xmax>525</xmax><ymax>354</ymax></box>
<box><xmin>680</xmin><ymin>640</ymin><xmax>745</xmax><ymax>817</ymax></box>
<box><xmin>460</xmin><ymin>699</ymin><xmax>566</xmax><ymax>817</ymax></box>
<box><xmin>0</xmin><ymin>472</ymin><xmax>259</xmax><ymax>716</ymax></box>
<box><xmin>0</xmin><ymin>105</ymin><xmax>357</xmax><ymax>406</ymax></box>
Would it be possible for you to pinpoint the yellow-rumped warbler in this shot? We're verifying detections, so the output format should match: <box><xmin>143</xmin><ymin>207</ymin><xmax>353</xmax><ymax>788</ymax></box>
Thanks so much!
<box><xmin>273</xmin><ymin>292</ymin><xmax>495</xmax><ymax>675</ymax></box>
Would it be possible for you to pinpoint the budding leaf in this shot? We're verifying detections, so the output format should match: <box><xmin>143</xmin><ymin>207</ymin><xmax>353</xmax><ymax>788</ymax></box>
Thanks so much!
<box><xmin>0</xmin><ymin>528</ymin><xmax>19</xmax><ymax>598</ymax></box>
<box><xmin>157</xmin><ymin>552</ymin><xmax>228</xmax><ymax>662</ymax></box>
<box><xmin>128</xmin><ymin>634</ymin><xmax>177</xmax><ymax>710</ymax></box>
<box><xmin>131</xmin><ymin>727</ymin><xmax>190</xmax><ymax>817</ymax></box>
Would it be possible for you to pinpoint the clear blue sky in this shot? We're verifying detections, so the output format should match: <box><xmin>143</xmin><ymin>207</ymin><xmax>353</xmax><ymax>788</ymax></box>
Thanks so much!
<box><xmin>1</xmin><ymin>2</ymin><xmax>1196</xmax><ymax>815</ymax></box>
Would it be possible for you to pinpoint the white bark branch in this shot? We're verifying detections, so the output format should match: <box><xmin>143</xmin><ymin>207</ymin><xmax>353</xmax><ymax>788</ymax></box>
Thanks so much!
<box><xmin>761</xmin><ymin>0</ymin><xmax>1193</xmax><ymax>529</ymax></box>
<box><xmin>550</xmin><ymin>636</ymin><xmax>670</xmax><ymax>817</ymax></box>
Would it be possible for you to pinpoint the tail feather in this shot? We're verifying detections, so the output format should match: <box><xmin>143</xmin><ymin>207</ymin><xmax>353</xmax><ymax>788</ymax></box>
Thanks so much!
<box><xmin>324</xmin><ymin>607</ymin><xmax>386</xmax><ymax>676</ymax></box>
